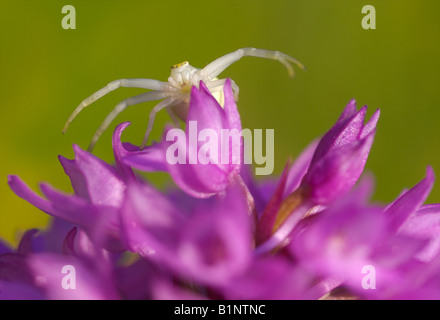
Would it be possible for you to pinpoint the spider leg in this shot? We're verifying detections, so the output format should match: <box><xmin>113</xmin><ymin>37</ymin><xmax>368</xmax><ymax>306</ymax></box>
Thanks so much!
<box><xmin>230</xmin><ymin>79</ymin><xmax>239</xmax><ymax>101</ymax></box>
<box><xmin>63</xmin><ymin>78</ymin><xmax>169</xmax><ymax>133</ymax></box>
<box><xmin>140</xmin><ymin>97</ymin><xmax>177</xmax><ymax>150</ymax></box>
<box><xmin>166</xmin><ymin>105</ymin><xmax>181</xmax><ymax>126</ymax></box>
<box><xmin>200</xmin><ymin>48</ymin><xmax>306</xmax><ymax>80</ymax></box>
<box><xmin>87</xmin><ymin>90</ymin><xmax>169</xmax><ymax>152</ymax></box>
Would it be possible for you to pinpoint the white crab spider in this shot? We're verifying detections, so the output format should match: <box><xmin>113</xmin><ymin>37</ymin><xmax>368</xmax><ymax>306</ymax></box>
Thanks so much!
<box><xmin>62</xmin><ymin>47</ymin><xmax>306</xmax><ymax>152</ymax></box>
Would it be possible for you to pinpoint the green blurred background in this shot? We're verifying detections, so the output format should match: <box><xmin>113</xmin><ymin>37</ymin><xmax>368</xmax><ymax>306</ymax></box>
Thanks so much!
<box><xmin>1</xmin><ymin>0</ymin><xmax>439</xmax><ymax>245</ymax></box>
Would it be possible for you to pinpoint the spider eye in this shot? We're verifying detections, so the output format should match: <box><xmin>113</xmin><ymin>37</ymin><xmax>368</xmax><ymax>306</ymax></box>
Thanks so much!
<box><xmin>171</xmin><ymin>61</ymin><xmax>189</xmax><ymax>69</ymax></box>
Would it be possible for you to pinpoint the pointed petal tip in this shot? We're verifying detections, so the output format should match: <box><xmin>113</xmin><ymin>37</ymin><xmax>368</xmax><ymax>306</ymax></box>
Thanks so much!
<box><xmin>113</xmin><ymin>121</ymin><xmax>132</xmax><ymax>151</ymax></box>
<box><xmin>7</xmin><ymin>174</ymin><xmax>20</xmax><ymax>189</ymax></box>
<box><xmin>38</xmin><ymin>182</ymin><xmax>53</xmax><ymax>196</ymax></box>
<box><xmin>7</xmin><ymin>174</ymin><xmax>18</xmax><ymax>186</ymax></box>
<box><xmin>57</xmin><ymin>155</ymin><xmax>75</xmax><ymax>174</ymax></box>
<box><xmin>223</xmin><ymin>77</ymin><xmax>235</xmax><ymax>97</ymax></box>
<box><xmin>72</xmin><ymin>143</ymin><xmax>99</xmax><ymax>162</ymax></box>
<box><xmin>190</xmin><ymin>83</ymin><xmax>204</xmax><ymax>102</ymax></box>
<box><xmin>198</xmin><ymin>80</ymin><xmax>209</xmax><ymax>92</ymax></box>
<box><xmin>197</xmin><ymin>80</ymin><xmax>215</xmax><ymax>101</ymax></box>
<box><xmin>337</xmin><ymin>99</ymin><xmax>358</xmax><ymax>122</ymax></box>
<box><xmin>360</xmin><ymin>108</ymin><xmax>380</xmax><ymax>139</ymax></box>
<box><xmin>370</xmin><ymin>108</ymin><xmax>381</xmax><ymax>122</ymax></box>
<box><xmin>58</xmin><ymin>154</ymin><xmax>70</xmax><ymax>164</ymax></box>
<box><xmin>72</xmin><ymin>143</ymin><xmax>83</xmax><ymax>154</ymax></box>
<box><xmin>191</xmin><ymin>84</ymin><xmax>199</xmax><ymax>95</ymax></box>
<box><xmin>8</xmin><ymin>176</ymin><xmax>54</xmax><ymax>214</ymax></box>
<box><xmin>71</xmin><ymin>144</ymin><xmax>90</xmax><ymax>164</ymax></box>
<box><xmin>426</xmin><ymin>165</ymin><xmax>435</xmax><ymax>182</ymax></box>
<box><xmin>115</xmin><ymin>121</ymin><xmax>132</xmax><ymax>132</ymax></box>
<box><xmin>357</xmin><ymin>105</ymin><xmax>368</xmax><ymax>119</ymax></box>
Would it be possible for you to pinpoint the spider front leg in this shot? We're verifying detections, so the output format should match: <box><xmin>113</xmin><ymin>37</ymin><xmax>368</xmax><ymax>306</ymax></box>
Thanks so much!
<box><xmin>88</xmin><ymin>90</ymin><xmax>169</xmax><ymax>152</ymax></box>
<box><xmin>200</xmin><ymin>47</ymin><xmax>306</xmax><ymax>80</ymax></box>
<box><xmin>140</xmin><ymin>97</ymin><xmax>177</xmax><ymax>150</ymax></box>
<box><xmin>63</xmin><ymin>78</ymin><xmax>168</xmax><ymax>134</ymax></box>
<box><xmin>166</xmin><ymin>105</ymin><xmax>181</xmax><ymax>126</ymax></box>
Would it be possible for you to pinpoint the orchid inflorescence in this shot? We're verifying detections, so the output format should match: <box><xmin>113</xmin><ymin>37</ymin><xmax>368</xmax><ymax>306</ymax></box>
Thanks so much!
<box><xmin>3</xmin><ymin>77</ymin><xmax>440</xmax><ymax>300</ymax></box>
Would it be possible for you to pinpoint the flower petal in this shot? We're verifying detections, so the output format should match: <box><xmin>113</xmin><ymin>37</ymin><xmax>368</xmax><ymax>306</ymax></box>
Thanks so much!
<box><xmin>7</xmin><ymin>175</ymin><xmax>54</xmax><ymax>215</ymax></box>
<box><xmin>304</xmin><ymin>131</ymin><xmax>376</xmax><ymax>204</ymax></box>
<box><xmin>112</xmin><ymin>122</ymin><xmax>137</xmax><ymax>179</ymax></box>
<box><xmin>59</xmin><ymin>144</ymin><xmax>125</xmax><ymax>207</ymax></box>
<box><xmin>399</xmin><ymin>203</ymin><xmax>440</xmax><ymax>262</ymax></box>
<box><xmin>176</xmin><ymin>184</ymin><xmax>252</xmax><ymax>286</ymax></box>
<box><xmin>118</xmin><ymin>123</ymin><xmax>169</xmax><ymax>173</ymax></box>
<box><xmin>28</xmin><ymin>253</ymin><xmax>120</xmax><ymax>300</ymax></box>
<box><xmin>385</xmin><ymin>166</ymin><xmax>435</xmax><ymax>232</ymax></box>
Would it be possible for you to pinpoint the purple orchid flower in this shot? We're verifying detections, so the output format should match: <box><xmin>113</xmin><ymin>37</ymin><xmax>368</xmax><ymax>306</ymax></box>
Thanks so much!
<box><xmin>7</xmin><ymin>144</ymin><xmax>128</xmax><ymax>251</ymax></box>
<box><xmin>120</xmin><ymin>181</ymin><xmax>253</xmax><ymax>288</ymax></box>
<box><xmin>399</xmin><ymin>204</ymin><xmax>440</xmax><ymax>263</ymax></box>
<box><xmin>5</xmin><ymin>66</ymin><xmax>440</xmax><ymax>301</ymax></box>
<box><xmin>255</xmin><ymin>100</ymin><xmax>379</xmax><ymax>251</ymax></box>
<box><xmin>301</xmin><ymin>99</ymin><xmax>380</xmax><ymax>204</ymax></box>
<box><xmin>220</xmin><ymin>256</ymin><xmax>336</xmax><ymax>300</ymax></box>
<box><xmin>119</xmin><ymin>79</ymin><xmax>243</xmax><ymax>199</ymax></box>
<box><xmin>289</xmin><ymin>168</ymin><xmax>440</xmax><ymax>299</ymax></box>
<box><xmin>27</xmin><ymin>252</ymin><xmax>119</xmax><ymax>300</ymax></box>
<box><xmin>0</xmin><ymin>222</ymin><xmax>120</xmax><ymax>300</ymax></box>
